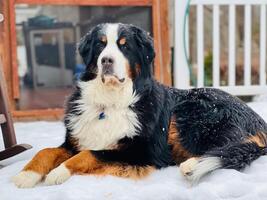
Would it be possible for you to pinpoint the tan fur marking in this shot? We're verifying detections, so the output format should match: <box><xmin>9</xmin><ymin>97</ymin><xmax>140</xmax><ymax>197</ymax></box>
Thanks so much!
<box><xmin>23</xmin><ymin>148</ymin><xmax>72</xmax><ymax>175</ymax></box>
<box><xmin>247</xmin><ymin>132</ymin><xmax>267</xmax><ymax>148</ymax></box>
<box><xmin>126</xmin><ymin>63</ymin><xmax>141</xmax><ymax>79</ymax></box>
<box><xmin>64</xmin><ymin>151</ymin><xmax>99</xmax><ymax>174</ymax></box>
<box><xmin>168</xmin><ymin>116</ymin><xmax>194</xmax><ymax>164</ymax></box>
<box><xmin>93</xmin><ymin>165</ymin><xmax>155</xmax><ymax>180</ymax></box>
<box><xmin>101</xmin><ymin>36</ymin><xmax>107</xmax><ymax>43</ymax></box>
<box><xmin>104</xmin><ymin>76</ymin><xmax>121</xmax><ymax>87</ymax></box>
<box><xmin>119</xmin><ymin>37</ymin><xmax>126</xmax><ymax>45</ymax></box>
<box><xmin>135</xmin><ymin>63</ymin><xmax>141</xmax><ymax>75</ymax></box>
<box><xmin>64</xmin><ymin>150</ymin><xmax>155</xmax><ymax>179</ymax></box>
<box><xmin>126</xmin><ymin>62</ymin><xmax>133</xmax><ymax>79</ymax></box>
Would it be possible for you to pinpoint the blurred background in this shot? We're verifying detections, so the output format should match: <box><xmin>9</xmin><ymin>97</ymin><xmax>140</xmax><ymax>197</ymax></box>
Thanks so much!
<box><xmin>0</xmin><ymin>0</ymin><xmax>266</xmax><ymax>120</ymax></box>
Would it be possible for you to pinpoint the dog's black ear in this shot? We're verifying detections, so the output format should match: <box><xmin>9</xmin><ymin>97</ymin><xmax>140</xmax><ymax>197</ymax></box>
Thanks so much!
<box><xmin>132</xmin><ymin>26</ymin><xmax>155</xmax><ymax>67</ymax></box>
<box><xmin>78</xmin><ymin>31</ymin><xmax>95</xmax><ymax>67</ymax></box>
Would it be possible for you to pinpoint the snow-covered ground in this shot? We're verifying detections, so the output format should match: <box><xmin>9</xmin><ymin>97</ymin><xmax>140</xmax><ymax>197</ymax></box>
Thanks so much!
<box><xmin>0</xmin><ymin>102</ymin><xmax>267</xmax><ymax>200</ymax></box>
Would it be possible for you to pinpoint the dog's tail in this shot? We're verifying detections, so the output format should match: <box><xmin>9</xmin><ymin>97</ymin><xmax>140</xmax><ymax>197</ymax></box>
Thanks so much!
<box><xmin>185</xmin><ymin>132</ymin><xmax>267</xmax><ymax>183</ymax></box>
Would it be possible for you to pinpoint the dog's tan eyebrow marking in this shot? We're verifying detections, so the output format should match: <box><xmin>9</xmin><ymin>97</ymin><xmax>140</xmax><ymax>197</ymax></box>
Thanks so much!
<box><xmin>119</xmin><ymin>37</ymin><xmax>126</xmax><ymax>45</ymax></box>
<box><xmin>100</xmin><ymin>35</ymin><xmax>107</xmax><ymax>43</ymax></box>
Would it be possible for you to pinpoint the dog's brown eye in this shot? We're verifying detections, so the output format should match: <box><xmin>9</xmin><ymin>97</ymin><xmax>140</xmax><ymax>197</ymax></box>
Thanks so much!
<box><xmin>119</xmin><ymin>38</ymin><xmax>126</xmax><ymax>45</ymax></box>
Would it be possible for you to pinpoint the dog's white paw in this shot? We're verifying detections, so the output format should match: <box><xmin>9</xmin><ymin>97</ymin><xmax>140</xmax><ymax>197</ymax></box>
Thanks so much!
<box><xmin>44</xmin><ymin>164</ymin><xmax>71</xmax><ymax>186</ymax></box>
<box><xmin>12</xmin><ymin>171</ymin><xmax>42</xmax><ymax>188</ymax></box>
<box><xmin>180</xmin><ymin>157</ymin><xmax>221</xmax><ymax>183</ymax></box>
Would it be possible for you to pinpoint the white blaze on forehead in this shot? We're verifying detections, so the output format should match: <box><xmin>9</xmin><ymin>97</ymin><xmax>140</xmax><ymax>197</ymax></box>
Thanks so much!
<box><xmin>106</xmin><ymin>23</ymin><xmax>119</xmax><ymax>44</ymax></box>
<box><xmin>97</xmin><ymin>23</ymin><xmax>128</xmax><ymax>80</ymax></box>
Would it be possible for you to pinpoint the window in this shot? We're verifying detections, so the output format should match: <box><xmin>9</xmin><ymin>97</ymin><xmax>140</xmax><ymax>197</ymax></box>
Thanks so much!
<box><xmin>4</xmin><ymin>0</ymin><xmax>170</xmax><ymax>119</ymax></box>
<box><xmin>15</xmin><ymin>4</ymin><xmax>153</xmax><ymax>110</ymax></box>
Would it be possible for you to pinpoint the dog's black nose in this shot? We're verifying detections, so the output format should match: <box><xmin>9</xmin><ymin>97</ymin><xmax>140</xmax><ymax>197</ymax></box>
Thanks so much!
<box><xmin>101</xmin><ymin>56</ymin><xmax>114</xmax><ymax>66</ymax></box>
<box><xmin>101</xmin><ymin>56</ymin><xmax>114</xmax><ymax>76</ymax></box>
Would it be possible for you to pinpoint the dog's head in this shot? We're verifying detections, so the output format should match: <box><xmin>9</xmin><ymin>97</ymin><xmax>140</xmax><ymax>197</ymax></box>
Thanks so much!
<box><xmin>78</xmin><ymin>23</ymin><xmax>155</xmax><ymax>89</ymax></box>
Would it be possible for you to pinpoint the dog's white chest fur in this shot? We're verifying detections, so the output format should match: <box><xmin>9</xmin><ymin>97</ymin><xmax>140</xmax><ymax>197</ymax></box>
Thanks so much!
<box><xmin>67</xmin><ymin>79</ymin><xmax>140</xmax><ymax>151</ymax></box>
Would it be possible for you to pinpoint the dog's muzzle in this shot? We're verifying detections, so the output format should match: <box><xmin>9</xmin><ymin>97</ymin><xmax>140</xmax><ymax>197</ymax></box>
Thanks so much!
<box><xmin>101</xmin><ymin>56</ymin><xmax>125</xmax><ymax>84</ymax></box>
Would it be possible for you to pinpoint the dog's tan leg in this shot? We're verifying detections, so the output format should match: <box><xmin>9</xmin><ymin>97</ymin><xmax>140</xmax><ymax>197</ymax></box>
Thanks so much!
<box><xmin>12</xmin><ymin>148</ymin><xmax>72</xmax><ymax>188</ymax></box>
<box><xmin>45</xmin><ymin>150</ymin><xmax>155</xmax><ymax>186</ymax></box>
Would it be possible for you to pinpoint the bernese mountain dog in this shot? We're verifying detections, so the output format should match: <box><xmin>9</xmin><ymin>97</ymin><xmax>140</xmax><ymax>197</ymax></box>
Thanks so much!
<box><xmin>13</xmin><ymin>23</ymin><xmax>267</xmax><ymax>188</ymax></box>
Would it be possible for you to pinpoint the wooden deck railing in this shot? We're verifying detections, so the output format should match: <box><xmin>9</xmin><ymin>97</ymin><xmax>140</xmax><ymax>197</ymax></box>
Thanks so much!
<box><xmin>174</xmin><ymin>0</ymin><xmax>267</xmax><ymax>96</ymax></box>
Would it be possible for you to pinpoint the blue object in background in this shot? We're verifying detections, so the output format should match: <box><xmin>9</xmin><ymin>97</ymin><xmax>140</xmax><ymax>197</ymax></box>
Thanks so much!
<box><xmin>74</xmin><ymin>63</ymin><xmax>86</xmax><ymax>81</ymax></box>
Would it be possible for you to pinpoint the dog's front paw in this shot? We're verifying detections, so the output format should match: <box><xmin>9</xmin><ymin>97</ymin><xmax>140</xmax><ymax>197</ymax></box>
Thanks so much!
<box><xmin>12</xmin><ymin>171</ymin><xmax>42</xmax><ymax>188</ymax></box>
<box><xmin>44</xmin><ymin>164</ymin><xmax>71</xmax><ymax>186</ymax></box>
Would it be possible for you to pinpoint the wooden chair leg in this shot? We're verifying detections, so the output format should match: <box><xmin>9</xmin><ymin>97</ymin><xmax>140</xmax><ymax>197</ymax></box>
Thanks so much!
<box><xmin>0</xmin><ymin>60</ymin><xmax>17</xmax><ymax>148</ymax></box>
<box><xmin>0</xmin><ymin>59</ymin><xmax>32</xmax><ymax>161</ymax></box>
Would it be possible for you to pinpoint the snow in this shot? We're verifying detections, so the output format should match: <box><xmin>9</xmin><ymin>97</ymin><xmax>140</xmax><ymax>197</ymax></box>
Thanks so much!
<box><xmin>0</xmin><ymin>102</ymin><xmax>267</xmax><ymax>200</ymax></box>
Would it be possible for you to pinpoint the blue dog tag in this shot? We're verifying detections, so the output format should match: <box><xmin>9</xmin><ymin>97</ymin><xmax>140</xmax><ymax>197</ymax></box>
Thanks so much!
<box><xmin>99</xmin><ymin>112</ymin><xmax>105</xmax><ymax>120</ymax></box>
